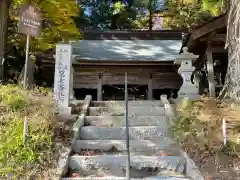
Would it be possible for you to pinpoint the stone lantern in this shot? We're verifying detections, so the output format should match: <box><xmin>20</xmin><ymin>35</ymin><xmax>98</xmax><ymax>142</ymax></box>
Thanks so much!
<box><xmin>174</xmin><ymin>47</ymin><xmax>200</xmax><ymax>100</ymax></box>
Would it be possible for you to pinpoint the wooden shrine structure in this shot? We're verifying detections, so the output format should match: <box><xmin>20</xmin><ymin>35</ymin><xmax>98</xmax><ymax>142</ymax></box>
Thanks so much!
<box><xmin>40</xmin><ymin>30</ymin><xmax>185</xmax><ymax>101</ymax></box>
<box><xmin>182</xmin><ymin>13</ymin><xmax>228</xmax><ymax>97</ymax></box>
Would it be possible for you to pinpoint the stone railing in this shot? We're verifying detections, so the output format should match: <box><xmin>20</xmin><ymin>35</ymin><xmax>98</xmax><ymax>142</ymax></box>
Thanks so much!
<box><xmin>57</xmin><ymin>95</ymin><xmax>92</xmax><ymax>178</ymax></box>
<box><xmin>160</xmin><ymin>95</ymin><xmax>204</xmax><ymax>180</ymax></box>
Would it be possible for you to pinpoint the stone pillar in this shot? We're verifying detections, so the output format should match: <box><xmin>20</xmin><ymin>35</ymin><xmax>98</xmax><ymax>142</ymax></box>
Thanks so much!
<box><xmin>53</xmin><ymin>43</ymin><xmax>73</xmax><ymax>115</ymax></box>
<box><xmin>174</xmin><ymin>47</ymin><xmax>200</xmax><ymax>100</ymax></box>
<box><xmin>69</xmin><ymin>67</ymin><xmax>76</xmax><ymax>101</ymax></box>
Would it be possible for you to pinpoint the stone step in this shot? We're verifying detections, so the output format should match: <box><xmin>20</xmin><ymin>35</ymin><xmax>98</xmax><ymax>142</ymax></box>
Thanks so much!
<box><xmin>89</xmin><ymin>107</ymin><xmax>165</xmax><ymax>116</ymax></box>
<box><xmin>73</xmin><ymin>151</ymin><xmax>180</xmax><ymax>157</ymax></box>
<box><xmin>91</xmin><ymin>101</ymin><xmax>164</xmax><ymax>107</ymax></box>
<box><xmin>66</xmin><ymin>167</ymin><xmax>188</xmax><ymax>179</ymax></box>
<box><xmin>79</xmin><ymin>126</ymin><xmax>168</xmax><ymax>140</ymax></box>
<box><xmin>62</xmin><ymin>176</ymin><xmax>191</xmax><ymax>180</ymax></box>
<box><xmin>72</xmin><ymin>139</ymin><xmax>180</xmax><ymax>156</ymax></box>
<box><xmin>68</xmin><ymin>155</ymin><xmax>185</xmax><ymax>173</ymax></box>
<box><xmin>85</xmin><ymin>116</ymin><xmax>168</xmax><ymax>127</ymax></box>
<box><xmin>73</xmin><ymin>139</ymin><xmax>177</xmax><ymax>152</ymax></box>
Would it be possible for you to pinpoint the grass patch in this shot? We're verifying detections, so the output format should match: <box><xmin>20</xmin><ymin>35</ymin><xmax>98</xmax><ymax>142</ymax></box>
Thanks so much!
<box><xmin>0</xmin><ymin>84</ymin><xmax>71</xmax><ymax>179</ymax></box>
<box><xmin>172</xmin><ymin>97</ymin><xmax>240</xmax><ymax>179</ymax></box>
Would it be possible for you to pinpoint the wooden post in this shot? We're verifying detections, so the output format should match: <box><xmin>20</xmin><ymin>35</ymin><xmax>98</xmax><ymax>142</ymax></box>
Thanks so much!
<box><xmin>27</xmin><ymin>58</ymin><xmax>35</xmax><ymax>87</ymax></box>
<box><xmin>206</xmin><ymin>42</ymin><xmax>216</xmax><ymax>97</ymax></box>
<box><xmin>148</xmin><ymin>74</ymin><xmax>153</xmax><ymax>100</ymax></box>
<box><xmin>97</xmin><ymin>73</ymin><xmax>102</xmax><ymax>101</ymax></box>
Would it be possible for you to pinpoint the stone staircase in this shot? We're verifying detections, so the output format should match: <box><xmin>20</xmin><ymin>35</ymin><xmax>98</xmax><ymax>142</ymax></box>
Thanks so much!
<box><xmin>62</xmin><ymin>100</ymin><xmax>199</xmax><ymax>180</ymax></box>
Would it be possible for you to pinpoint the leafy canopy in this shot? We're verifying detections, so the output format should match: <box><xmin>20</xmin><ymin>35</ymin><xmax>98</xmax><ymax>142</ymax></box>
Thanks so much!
<box><xmin>163</xmin><ymin>0</ymin><xmax>223</xmax><ymax>28</ymax></box>
<box><xmin>8</xmin><ymin>0</ymin><xmax>81</xmax><ymax>53</ymax></box>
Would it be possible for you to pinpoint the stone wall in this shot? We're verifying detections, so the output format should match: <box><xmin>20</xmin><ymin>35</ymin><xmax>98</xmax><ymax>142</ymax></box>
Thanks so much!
<box><xmin>57</xmin><ymin>95</ymin><xmax>92</xmax><ymax>177</ymax></box>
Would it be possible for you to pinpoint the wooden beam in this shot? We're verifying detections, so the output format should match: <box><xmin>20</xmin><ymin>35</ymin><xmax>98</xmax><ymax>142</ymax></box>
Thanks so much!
<box><xmin>73</xmin><ymin>60</ymin><xmax>174</xmax><ymax>66</ymax></box>
<box><xmin>192</xmin><ymin>14</ymin><xmax>226</xmax><ymax>40</ymax></box>
<box><xmin>206</xmin><ymin>43</ymin><xmax>216</xmax><ymax>97</ymax></box>
<box><xmin>210</xmin><ymin>47</ymin><xmax>227</xmax><ymax>53</ymax></box>
<box><xmin>199</xmin><ymin>34</ymin><xmax>226</xmax><ymax>42</ymax></box>
<box><xmin>97</xmin><ymin>74</ymin><xmax>102</xmax><ymax>101</ymax></box>
<box><xmin>148</xmin><ymin>74</ymin><xmax>153</xmax><ymax>100</ymax></box>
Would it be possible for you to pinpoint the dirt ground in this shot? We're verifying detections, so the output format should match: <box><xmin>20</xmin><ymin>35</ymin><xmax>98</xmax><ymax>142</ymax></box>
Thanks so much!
<box><xmin>175</xmin><ymin>97</ymin><xmax>240</xmax><ymax>180</ymax></box>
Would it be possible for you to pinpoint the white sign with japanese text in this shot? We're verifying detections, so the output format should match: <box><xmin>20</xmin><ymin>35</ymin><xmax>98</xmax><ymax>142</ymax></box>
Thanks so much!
<box><xmin>54</xmin><ymin>44</ymin><xmax>72</xmax><ymax>110</ymax></box>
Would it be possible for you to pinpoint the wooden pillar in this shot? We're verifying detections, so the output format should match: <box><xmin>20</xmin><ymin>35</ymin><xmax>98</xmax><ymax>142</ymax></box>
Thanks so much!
<box><xmin>148</xmin><ymin>74</ymin><xmax>153</xmax><ymax>100</ymax></box>
<box><xmin>97</xmin><ymin>73</ymin><xmax>102</xmax><ymax>101</ymax></box>
<box><xmin>206</xmin><ymin>43</ymin><xmax>216</xmax><ymax>97</ymax></box>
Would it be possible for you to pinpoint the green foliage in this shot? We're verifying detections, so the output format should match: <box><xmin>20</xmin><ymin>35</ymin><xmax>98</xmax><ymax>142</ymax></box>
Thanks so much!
<box><xmin>77</xmin><ymin>0</ymin><xmax>159</xmax><ymax>30</ymax></box>
<box><xmin>8</xmin><ymin>0</ymin><xmax>81</xmax><ymax>52</ymax></box>
<box><xmin>163</xmin><ymin>0</ymin><xmax>223</xmax><ymax>28</ymax></box>
<box><xmin>4</xmin><ymin>0</ymin><xmax>81</xmax><ymax>82</ymax></box>
<box><xmin>171</xmin><ymin>99</ymin><xmax>200</xmax><ymax>141</ymax></box>
<box><xmin>202</xmin><ymin>0</ymin><xmax>223</xmax><ymax>15</ymax></box>
<box><xmin>0</xmin><ymin>85</ymin><xmax>56</xmax><ymax>179</ymax></box>
<box><xmin>77</xmin><ymin>0</ymin><xmax>224</xmax><ymax>30</ymax></box>
<box><xmin>0</xmin><ymin>85</ymin><xmax>28</xmax><ymax>111</ymax></box>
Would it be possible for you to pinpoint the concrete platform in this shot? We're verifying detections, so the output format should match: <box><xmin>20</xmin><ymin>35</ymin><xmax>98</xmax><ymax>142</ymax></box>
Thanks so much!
<box><xmin>79</xmin><ymin>126</ymin><xmax>168</xmax><ymax>140</ymax></box>
<box><xmin>69</xmin><ymin>155</ymin><xmax>186</xmax><ymax>172</ymax></box>
<box><xmin>89</xmin><ymin>107</ymin><xmax>165</xmax><ymax>116</ymax></box>
<box><xmin>85</xmin><ymin>116</ymin><xmax>168</xmax><ymax>127</ymax></box>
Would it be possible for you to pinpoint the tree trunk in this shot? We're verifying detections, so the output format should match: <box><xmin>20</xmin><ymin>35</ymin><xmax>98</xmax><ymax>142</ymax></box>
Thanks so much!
<box><xmin>219</xmin><ymin>0</ymin><xmax>240</xmax><ymax>101</ymax></box>
<box><xmin>148</xmin><ymin>0</ymin><xmax>153</xmax><ymax>30</ymax></box>
<box><xmin>0</xmin><ymin>0</ymin><xmax>10</xmax><ymax>82</ymax></box>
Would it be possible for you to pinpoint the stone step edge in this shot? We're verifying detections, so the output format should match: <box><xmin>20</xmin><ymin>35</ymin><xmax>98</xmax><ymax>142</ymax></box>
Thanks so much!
<box><xmin>69</xmin><ymin>155</ymin><xmax>185</xmax><ymax>171</ymax></box>
<box><xmin>91</xmin><ymin>100</ymin><xmax>164</xmax><ymax>104</ymax></box>
<box><xmin>79</xmin><ymin>126</ymin><xmax>169</xmax><ymax>140</ymax></box>
<box><xmin>80</xmin><ymin>126</ymin><xmax>168</xmax><ymax>133</ymax></box>
<box><xmin>84</xmin><ymin>116</ymin><xmax>169</xmax><ymax>127</ymax></box>
<box><xmin>89</xmin><ymin>107</ymin><xmax>165</xmax><ymax>113</ymax></box>
<box><xmin>70</xmin><ymin>155</ymin><xmax>184</xmax><ymax>159</ymax></box>
<box><xmin>81</xmin><ymin>126</ymin><xmax>168</xmax><ymax>129</ymax></box>
<box><xmin>72</xmin><ymin>139</ymin><xmax>178</xmax><ymax>152</ymax></box>
<box><xmin>92</xmin><ymin>100</ymin><xmax>163</xmax><ymax>102</ymax></box>
<box><xmin>85</xmin><ymin>115</ymin><xmax>168</xmax><ymax>119</ymax></box>
<box><xmin>89</xmin><ymin>107</ymin><xmax>165</xmax><ymax>110</ymax></box>
<box><xmin>85</xmin><ymin>116</ymin><xmax>168</xmax><ymax>121</ymax></box>
<box><xmin>62</xmin><ymin>176</ymin><xmax>191</xmax><ymax>180</ymax></box>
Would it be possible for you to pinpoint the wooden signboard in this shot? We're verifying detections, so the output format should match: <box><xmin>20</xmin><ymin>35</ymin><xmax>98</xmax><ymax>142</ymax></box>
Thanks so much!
<box><xmin>19</xmin><ymin>4</ymin><xmax>42</xmax><ymax>37</ymax></box>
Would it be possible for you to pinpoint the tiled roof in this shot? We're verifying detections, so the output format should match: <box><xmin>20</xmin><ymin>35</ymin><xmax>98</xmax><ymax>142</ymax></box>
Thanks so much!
<box><xmin>72</xmin><ymin>40</ymin><xmax>182</xmax><ymax>61</ymax></box>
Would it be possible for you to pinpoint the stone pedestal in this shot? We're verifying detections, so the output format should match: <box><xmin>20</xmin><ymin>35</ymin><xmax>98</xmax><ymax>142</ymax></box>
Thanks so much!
<box><xmin>174</xmin><ymin>47</ymin><xmax>200</xmax><ymax>100</ymax></box>
<box><xmin>53</xmin><ymin>43</ymin><xmax>73</xmax><ymax>115</ymax></box>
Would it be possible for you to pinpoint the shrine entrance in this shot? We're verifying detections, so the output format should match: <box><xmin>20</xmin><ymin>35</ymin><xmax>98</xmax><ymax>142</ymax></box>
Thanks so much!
<box><xmin>102</xmin><ymin>85</ymin><xmax>147</xmax><ymax>101</ymax></box>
